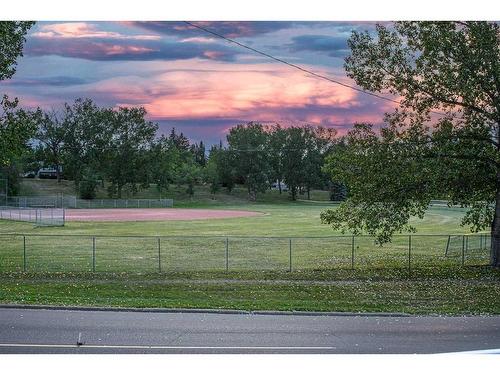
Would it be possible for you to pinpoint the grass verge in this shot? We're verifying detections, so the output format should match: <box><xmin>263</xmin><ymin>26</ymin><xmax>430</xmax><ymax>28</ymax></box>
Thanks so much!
<box><xmin>1</xmin><ymin>267</ymin><xmax>499</xmax><ymax>315</ymax></box>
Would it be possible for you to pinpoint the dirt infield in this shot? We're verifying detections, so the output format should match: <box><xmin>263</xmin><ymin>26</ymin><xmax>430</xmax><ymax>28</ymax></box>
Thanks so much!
<box><xmin>64</xmin><ymin>208</ymin><xmax>262</xmax><ymax>222</ymax></box>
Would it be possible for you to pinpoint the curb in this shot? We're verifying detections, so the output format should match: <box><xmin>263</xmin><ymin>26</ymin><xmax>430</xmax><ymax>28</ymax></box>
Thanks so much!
<box><xmin>0</xmin><ymin>304</ymin><xmax>411</xmax><ymax>317</ymax></box>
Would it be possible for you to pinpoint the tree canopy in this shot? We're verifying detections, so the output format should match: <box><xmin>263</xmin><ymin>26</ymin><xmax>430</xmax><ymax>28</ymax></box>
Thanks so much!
<box><xmin>0</xmin><ymin>21</ymin><xmax>36</xmax><ymax>193</ymax></box>
<box><xmin>0</xmin><ymin>21</ymin><xmax>34</xmax><ymax>81</ymax></box>
<box><xmin>320</xmin><ymin>21</ymin><xmax>500</xmax><ymax>266</ymax></box>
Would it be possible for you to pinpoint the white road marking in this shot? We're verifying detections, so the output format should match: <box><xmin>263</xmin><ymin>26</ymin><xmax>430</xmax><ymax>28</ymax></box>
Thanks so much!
<box><xmin>0</xmin><ymin>343</ymin><xmax>336</xmax><ymax>350</ymax></box>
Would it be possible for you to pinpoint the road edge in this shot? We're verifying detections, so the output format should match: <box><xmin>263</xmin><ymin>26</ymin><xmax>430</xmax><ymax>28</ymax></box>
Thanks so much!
<box><xmin>0</xmin><ymin>303</ymin><xmax>412</xmax><ymax>317</ymax></box>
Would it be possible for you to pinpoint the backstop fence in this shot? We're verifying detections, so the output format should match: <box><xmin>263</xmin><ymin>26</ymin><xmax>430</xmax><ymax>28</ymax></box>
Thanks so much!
<box><xmin>0</xmin><ymin>233</ymin><xmax>491</xmax><ymax>274</ymax></box>
<box><xmin>0</xmin><ymin>206</ymin><xmax>65</xmax><ymax>226</ymax></box>
<box><xmin>5</xmin><ymin>195</ymin><xmax>174</xmax><ymax>209</ymax></box>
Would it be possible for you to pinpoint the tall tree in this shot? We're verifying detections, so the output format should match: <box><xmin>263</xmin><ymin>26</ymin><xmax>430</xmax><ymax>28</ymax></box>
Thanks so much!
<box><xmin>320</xmin><ymin>22</ymin><xmax>500</xmax><ymax>266</ymax></box>
<box><xmin>178</xmin><ymin>158</ymin><xmax>202</xmax><ymax>199</ymax></box>
<box><xmin>191</xmin><ymin>141</ymin><xmax>206</xmax><ymax>166</ymax></box>
<box><xmin>213</xmin><ymin>145</ymin><xmax>237</xmax><ymax>193</ymax></box>
<box><xmin>61</xmin><ymin>98</ymin><xmax>111</xmax><ymax>187</ymax></box>
<box><xmin>104</xmin><ymin>106</ymin><xmax>158</xmax><ymax>198</ymax></box>
<box><xmin>227</xmin><ymin>123</ymin><xmax>271</xmax><ymax>201</ymax></box>
<box><xmin>169</xmin><ymin>128</ymin><xmax>191</xmax><ymax>153</ymax></box>
<box><xmin>204</xmin><ymin>145</ymin><xmax>222</xmax><ymax>198</ymax></box>
<box><xmin>281</xmin><ymin>127</ymin><xmax>308</xmax><ymax>201</ymax></box>
<box><xmin>0</xmin><ymin>96</ymin><xmax>37</xmax><ymax>167</ymax></box>
<box><xmin>267</xmin><ymin>124</ymin><xmax>287</xmax><ymax>194</ymax></box>
<box><xmin>149</xmin><ymin>135</ymin><xmax>183</xmax><ymax>195</ymax></box>
<box><xmin>0</xmin><ymin>21</ymin><xmax>34</xmax><ymax>81</ymax></box>
<box><xmin>0</xmin><ymin>21</ymin><xmax>36</xmax><ymax>194</ymax></box>
<box><xmin>302</xmin><ymin>126</ymin><xmax>336</xmax><ymax>200</ymax></box>
<box><xmin>0</xmin><ymin>96</ymin><xmax>38</xmax><ymax>194</ymax></box>
<box><xmin>36</xmin><ymin>109</ymin><xmax>66</xmax><ymax>182</ymax></box>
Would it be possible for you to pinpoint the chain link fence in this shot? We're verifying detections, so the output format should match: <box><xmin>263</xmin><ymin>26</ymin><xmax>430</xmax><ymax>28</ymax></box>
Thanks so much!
<box><xmin>72</xmin><ymin>198</ymin><xmax>174</xmax><ymax>209</ymax></box>
<box><xmin>0</xmin><ymin>233</ymin><xmax>491</xmax><ymax>273</ymax></box>
<box><xmin>0</xmin><ymin>207</ymin><xmax>65</xmax><ymax>226</ymax></box>
<box><xmin>5</xmin><ymin>195</ymin><xmax>174</xmax><ymax>209</ymax></box>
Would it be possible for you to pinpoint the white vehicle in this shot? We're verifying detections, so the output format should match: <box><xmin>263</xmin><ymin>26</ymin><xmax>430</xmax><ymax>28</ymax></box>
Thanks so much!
<box><xmin>271</xmin><ymin>181</ymin><xmax>288</xmax><ymax>192</ymax></box>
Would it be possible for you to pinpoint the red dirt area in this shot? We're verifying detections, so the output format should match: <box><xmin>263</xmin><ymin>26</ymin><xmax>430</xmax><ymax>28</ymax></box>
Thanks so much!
<box><xmin>64</xmin><ymin>208</ymin><xmax>262</xmax><ymax>222</ymax></box>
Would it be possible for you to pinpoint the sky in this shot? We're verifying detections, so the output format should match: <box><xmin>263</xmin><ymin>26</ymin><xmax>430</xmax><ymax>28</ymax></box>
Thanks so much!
<box><xmin>0</xmin><ymin>21</ymin><xmax>396</xmax><ymax>145</ymax></box>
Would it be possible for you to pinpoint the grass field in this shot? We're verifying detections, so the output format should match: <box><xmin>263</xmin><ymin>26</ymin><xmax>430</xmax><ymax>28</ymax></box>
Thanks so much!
<box><xmin>1</xmin><ymin>179</ymin><xmax>498</xmax><ymax>314</ymax></box>
<box><xmin>1</xmin><ymin>269</ymin><xmax>499</xmax><ymax>314</ymax></box>
<box><xmin>0</xmin><ymin>202</ymin><xmax>490</xmax><ymax>273</ymax></box>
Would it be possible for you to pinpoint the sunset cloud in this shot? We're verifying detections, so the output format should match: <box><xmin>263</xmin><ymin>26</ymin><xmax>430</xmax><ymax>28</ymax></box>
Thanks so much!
<box><xmin>127</xmin><ymin>21</ymin><xmax>298</xmax><ymax>38</ymax></box>
<box><xmin>111</xmin><ymin>63</ymin><xmax>360</xmax><ymax>120</ymax></box>
<box><xmin>0</xmin><ymin>21</ymin><xmax>396</xmax><ymax>145</ymax></box>
<box><xmin>33</xmin><ymin>22</ymin><xmax>160</xmax><ymax>40</ymax></box>
<box><xmin>25</xmin><ymin>36</ymin><xmax>239</xmax><ymax>62</ymax></box>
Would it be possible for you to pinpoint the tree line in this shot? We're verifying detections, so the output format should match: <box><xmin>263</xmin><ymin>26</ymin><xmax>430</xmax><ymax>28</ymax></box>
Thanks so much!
<box><xmin>1</xmin><ymin>97</ymin><xmax>345</xmax><ymax>201</ymax></box>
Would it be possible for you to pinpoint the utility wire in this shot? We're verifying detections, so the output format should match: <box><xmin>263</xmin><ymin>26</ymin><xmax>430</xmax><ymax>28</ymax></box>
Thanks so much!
<box><xmin>183</xmin><ymin>21</ymin><xmax>450</xmax><ymax>117</ymax></box>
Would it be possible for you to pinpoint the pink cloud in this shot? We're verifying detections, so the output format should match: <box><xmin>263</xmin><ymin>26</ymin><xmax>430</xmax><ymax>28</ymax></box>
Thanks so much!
<box><xmin>67</xmin><ymin>59</ymin><xmax>395</xmax><ymax>133</ymax></box>
<box><xmin>180</xmin><ymin>37</ymin><xmax>216</xmax><ymax>43</ymax></box>
<box><xmin>117</xmin><ymin>63</ymin><xmax>360</xmax><ymax>120</ymax></box>
<box><xmin>32</xmin><ymin>22</ymin><xmax>160</xmax><ymax>41</ymax></box>
<box><xmin>99</xmin><ymin>44</ymin><xmax>157</xmax><ymax>56</ymax></box>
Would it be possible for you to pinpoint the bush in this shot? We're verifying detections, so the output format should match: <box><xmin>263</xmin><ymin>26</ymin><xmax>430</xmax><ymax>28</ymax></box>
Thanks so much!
<box><xmin>78</xmin><ymin>169</ymin><xmax>99</xmax><ymax>199</ymax></box>
<box><xmin>0</xmin><ymin>163</ymin><xmax>22</xmax><ymax>196</ymax></box>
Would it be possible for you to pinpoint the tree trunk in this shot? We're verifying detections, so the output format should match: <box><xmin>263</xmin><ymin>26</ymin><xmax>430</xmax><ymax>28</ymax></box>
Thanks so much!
<box><xmin>52</xmin><ymin>148</ymin><xmax>61</xmax><ymax>183</ymax></box>
<box><xmin>307</xmin><ymin>187</ymin><xmax>310</xmax><ymax>200</ymax></box>
<box><xmin>491</xmin><ymin>182</ymin><xmax>500</xmax><ymax>267</ymax></box>
<box><xmin>278</xmin><ymin>179</ymin><xmax>282</xmax><ymax>194</ymax></box>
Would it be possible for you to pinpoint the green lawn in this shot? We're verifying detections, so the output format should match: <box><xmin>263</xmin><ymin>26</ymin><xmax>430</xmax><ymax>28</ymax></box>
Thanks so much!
<box><xmin>0</xmin><ymin>201</ymin><xmax>475</xmax><ymax>237</ymax></box>
<box><xmin>1</xmin><ymin>267</ymin><xmax>499</xmax><ymax>314</ymax></box>
<box><xmin>1</xmin><ymin>181</ymin><xmax>497</xmax><ymax>314</ymax></box>
<box><xmin>0</xmin><ymin>203</ymin><xmax>489</xmax><ymax>274</ymax></box>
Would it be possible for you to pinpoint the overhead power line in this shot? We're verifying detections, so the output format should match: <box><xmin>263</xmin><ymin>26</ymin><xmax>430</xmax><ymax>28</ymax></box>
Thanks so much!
<box><xmin>183</xmin><ymin>21</ymin><xmax>449</xmax><ymax>118</ymax></box>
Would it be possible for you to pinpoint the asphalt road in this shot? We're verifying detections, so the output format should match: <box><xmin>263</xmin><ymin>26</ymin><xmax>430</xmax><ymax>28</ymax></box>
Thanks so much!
<box><xmin>0</xmin><ymin>307</ymin><xmax>499</xmax><ymax>353</ymax></box>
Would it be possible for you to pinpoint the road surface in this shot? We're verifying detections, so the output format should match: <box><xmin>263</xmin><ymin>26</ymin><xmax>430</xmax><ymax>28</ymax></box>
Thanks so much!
<box><xmin>0</xmin><ymin>307</ymin><xmax>499</xmax><ymax>353</ymax></box>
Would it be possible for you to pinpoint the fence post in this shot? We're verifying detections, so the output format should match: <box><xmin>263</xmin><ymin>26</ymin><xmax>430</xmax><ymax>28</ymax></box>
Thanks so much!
<box><xmin>408</xmin><ymin>235</ymin><xmax>412</xmax><ymax>275</ymax></box>
<box><xmin>462</xmin><ymin>235</ymin><xmax>465</xmax><ymax>266</ymax></box>
<box><xmin>225</xmin><ymin>237</ymin><xmax>229</xmax><ymax>272</ymax></box>
<box><xmin>351</xmin><ymin>235</ymin><xmax>355</xmax><ymax>270</ymax></box>
<box><xmin>158</xmin><ymin>237</ymin><xmax>161</xmax><ymax>273</ymax></box>
<box><xmin>92</xmin><ymin>237</ymin><xmax>96</xmax><ymax>272</ymax></box>
<box><xmin>23</xmin><ymin>235</ymin><xmax>26</xmax><ymax>272</ymax></box>
<box><xmin>289</xmin><ymin>238</ymin><xmax>292</xmax><ymax>272</ymax></box>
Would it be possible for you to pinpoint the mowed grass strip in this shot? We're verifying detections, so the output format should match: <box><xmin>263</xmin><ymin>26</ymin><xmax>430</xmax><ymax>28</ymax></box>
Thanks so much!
<box><xmin>1</xmin><ymin>273</ymin><xmax>499</xmax><ymax>314</ymax></box>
